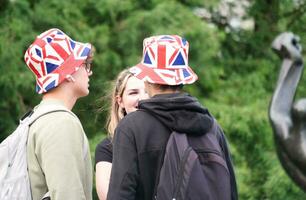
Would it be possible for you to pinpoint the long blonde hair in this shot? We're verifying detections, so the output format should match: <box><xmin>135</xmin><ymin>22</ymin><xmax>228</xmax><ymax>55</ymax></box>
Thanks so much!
<box><xmin>106</xmin><ymin>69</ymin><xmax>133</xmax><ymax>139</ymax></box>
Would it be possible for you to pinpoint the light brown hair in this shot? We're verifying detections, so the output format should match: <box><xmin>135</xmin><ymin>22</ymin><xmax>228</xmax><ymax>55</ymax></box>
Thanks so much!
<box><xmin>106</xmin><ymin>69</ymin><xmax>133</xmax><ymax>138</ymax></box>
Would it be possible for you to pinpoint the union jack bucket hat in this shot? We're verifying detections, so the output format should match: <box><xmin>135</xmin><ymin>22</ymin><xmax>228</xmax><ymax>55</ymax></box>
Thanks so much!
<box><xmin>130</xmin><ymin>35</ymin><xmax>198</xmax><ymax>85</ymax></box>
<box><xmin>24</xmin><ymin>28</ymin><xmax>92</xmax><ymax>94</ymax></box>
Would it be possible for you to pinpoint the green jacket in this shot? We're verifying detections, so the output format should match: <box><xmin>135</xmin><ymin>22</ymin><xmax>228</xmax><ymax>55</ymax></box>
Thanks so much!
<box><xmin>27</xmin><ymin>99</ymin><xmax>92</xmax><ymax>200</ymax></box>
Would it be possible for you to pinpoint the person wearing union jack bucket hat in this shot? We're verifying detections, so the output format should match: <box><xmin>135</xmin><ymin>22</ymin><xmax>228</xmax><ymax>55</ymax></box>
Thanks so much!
<box><xmin>24</xmin><ymin>28</ymin><xmax>94</xmax><ymax>200</ymax></box>
<box><xmin>130</xmin><ymin>35</ymin><xmax>198</xmax><ymax>86</ymax></box>
<box><xmin>107</xmin><ymin>35</ymin><xmax>238</xmax><ymax>200</ymax></box>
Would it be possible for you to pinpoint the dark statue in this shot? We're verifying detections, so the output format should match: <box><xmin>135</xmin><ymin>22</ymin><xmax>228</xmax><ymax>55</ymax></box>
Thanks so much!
<box><xmin>269</xmin><ymin>32</ymin><xmax>306</xmax><ymax>191</ymax></box>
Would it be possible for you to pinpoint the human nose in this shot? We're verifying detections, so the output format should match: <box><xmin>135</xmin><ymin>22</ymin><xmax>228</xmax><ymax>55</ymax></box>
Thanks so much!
<box><xmin>87</xmin><ymin>70</ymin><xmax>93</xmax><ymax>76</ymax></box>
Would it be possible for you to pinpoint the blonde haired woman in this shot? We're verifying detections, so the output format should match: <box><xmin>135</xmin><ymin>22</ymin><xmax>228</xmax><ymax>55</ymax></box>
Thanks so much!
<box><xmin>95</xmin><ymin>69</ymin><xmax>148</xmax><ymax>200</ymax></box>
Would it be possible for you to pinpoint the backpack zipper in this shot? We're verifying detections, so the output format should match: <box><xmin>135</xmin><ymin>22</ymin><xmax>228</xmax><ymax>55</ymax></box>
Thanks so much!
<box><xmin>173</xmin><ymin>146</ymin><xmax>193</xmax><ymax>200</ymax></box>
<box><xmin>196</xmin><ymin>149</ymin><xmax>222</xmax><ymax>156</ymax></box>
<box><xmin>197</xmin><ymin>149</ymin><xmax>229</xmax><ymax>174</ymax></box>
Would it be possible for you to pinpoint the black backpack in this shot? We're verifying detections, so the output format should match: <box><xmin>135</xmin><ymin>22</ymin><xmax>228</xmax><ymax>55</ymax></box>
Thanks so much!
<box><xmin>154</xmin><ymin>119</ymin><xmax>238</xmax><ymax>200</ymax></box>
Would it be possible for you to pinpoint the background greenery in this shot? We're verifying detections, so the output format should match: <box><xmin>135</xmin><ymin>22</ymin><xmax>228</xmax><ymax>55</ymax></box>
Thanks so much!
<box><xmin>1</xmin><ymin>0</ymin><xmax>306</xmax><ymax>199</ymax></box>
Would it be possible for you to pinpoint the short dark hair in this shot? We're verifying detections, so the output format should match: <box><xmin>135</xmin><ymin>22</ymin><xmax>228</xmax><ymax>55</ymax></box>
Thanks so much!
<box><xmin>152</xmin><ymin>83</ymin><xmax>184</xmax><ymax>92</ymax></box>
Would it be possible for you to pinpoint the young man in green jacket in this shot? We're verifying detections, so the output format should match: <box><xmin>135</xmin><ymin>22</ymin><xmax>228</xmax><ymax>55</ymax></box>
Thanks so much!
<box><xmin>24</xmin><ymin>28</ymin><xmax>94</xmax><ymax>200</ymax></box>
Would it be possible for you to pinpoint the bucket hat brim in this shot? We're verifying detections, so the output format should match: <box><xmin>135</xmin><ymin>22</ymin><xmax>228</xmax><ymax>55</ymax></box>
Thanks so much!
<box><xmin>130</xmin><ymin>63</ymin><xmax>198</xmax><ymax>85</ymax></box>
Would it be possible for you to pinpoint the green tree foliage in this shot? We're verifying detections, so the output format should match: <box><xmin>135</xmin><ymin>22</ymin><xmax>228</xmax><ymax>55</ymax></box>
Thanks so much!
<box><xmin>1</xmin><ymin>0</ymin><xmax>306</xmax><ymax>199</ymax></box>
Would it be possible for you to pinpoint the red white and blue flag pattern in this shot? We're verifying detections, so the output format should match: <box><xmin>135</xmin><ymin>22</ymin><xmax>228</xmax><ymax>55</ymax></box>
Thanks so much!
<box><xmin>24</xmin><ymin>28</ymin><xmax>91</xmax><ymax>94</ymax></box>
<box><xmin>130</xmin><ymin>35</ymin><xmax>198</xmax><ymax>85</ymax></box>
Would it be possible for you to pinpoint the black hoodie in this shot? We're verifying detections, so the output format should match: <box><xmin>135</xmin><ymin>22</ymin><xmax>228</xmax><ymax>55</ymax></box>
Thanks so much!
<box><xmin>107</xmin><ymin>93</ymin><xmax>217</xmax><ymax>200</ymax></box>
<box><xmin>139</xmin><ymin>93</ymin><xmax>214</xmax><ymax>136</ymax></box>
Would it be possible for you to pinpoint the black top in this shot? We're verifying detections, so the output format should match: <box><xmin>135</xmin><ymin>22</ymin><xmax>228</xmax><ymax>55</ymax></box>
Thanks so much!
<box><xmin>95</xmin><ymin>137</ymin><xmax>113</xmax><ymax>165</ymax></box>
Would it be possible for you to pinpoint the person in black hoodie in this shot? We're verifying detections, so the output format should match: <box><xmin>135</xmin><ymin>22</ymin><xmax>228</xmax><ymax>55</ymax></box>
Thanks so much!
<box><xmin>107</xmin><ymin>35</ymin><xmax>237</xmax><ymax>200</ymax></box>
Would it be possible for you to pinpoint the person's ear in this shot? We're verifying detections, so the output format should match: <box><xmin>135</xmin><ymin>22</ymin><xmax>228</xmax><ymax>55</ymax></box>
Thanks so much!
<box><xmin>65</xmin><ymin>75</ymin><xmax>76</xmax><ymax>82</ymax></box>
<box><xmin>144</xmin><ymin>81</ymin><xmax>152</xmax><ymax>97</ymax></box>
<box><xmin>116</xmin><ymin>95</ymin><xmax>124</xmax><ymax>108</ymax></box>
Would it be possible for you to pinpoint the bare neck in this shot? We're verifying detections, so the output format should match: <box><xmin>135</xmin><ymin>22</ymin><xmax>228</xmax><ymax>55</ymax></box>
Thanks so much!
<box><xmin>42</xmin><ymin>88</ymin><xmax>77</xmax><ymax>110</ymax></box>
<box><xmin>149</xmin><ymin>89</ymin><xmax>180</xmax><ymax>97</ymax></box>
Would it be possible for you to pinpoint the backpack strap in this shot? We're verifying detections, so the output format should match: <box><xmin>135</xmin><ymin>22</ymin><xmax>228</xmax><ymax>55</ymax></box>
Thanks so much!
<box><xmin>20</xmin><ymin>110</ymin><xmax>34</xmax><ymax>121</ymax></box>
<box><xmin>26</xmin><ymin>105</ymin><xmax>77</xmax><ymax>125</ymax></box>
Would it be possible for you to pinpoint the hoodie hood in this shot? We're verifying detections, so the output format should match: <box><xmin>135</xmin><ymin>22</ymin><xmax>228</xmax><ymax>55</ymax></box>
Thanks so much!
<box><xmin>138</xmin><ymin>93</ymin><xmax>213</xmax><ymax>136</ymax></box>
